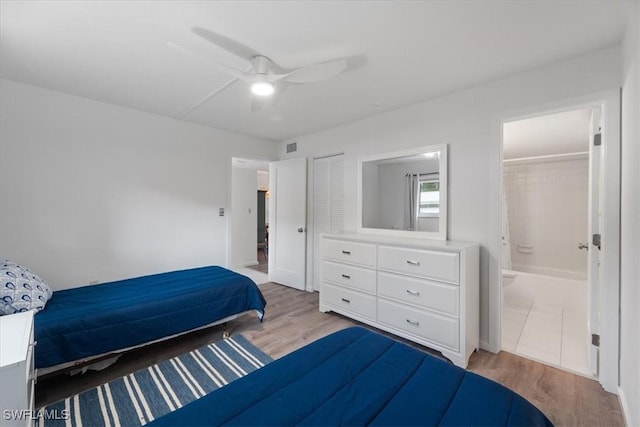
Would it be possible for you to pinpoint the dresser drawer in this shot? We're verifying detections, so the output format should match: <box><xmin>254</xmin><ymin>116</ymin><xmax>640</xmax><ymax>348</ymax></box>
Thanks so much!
<box><xmin>321</xmin><ymin>283</ymin><xmax>376</xmax><ymax>320</ymax></box>
<box><xmin>378</xmin><ymin>272</ymin><xmax>459</xmax><ymax>316</ymax></box>
<box><xmin>378</xmin><ymin>299</ymin><xmax>459</xmax><ymax>350</ymax></box>
<box><xmin>378</xmin><ymin>246</ymin><xmax>459</xmax><ymax>284</ymax></box>
<box><xmin>323</xmin><ymin>261</ymin><xmax>376</xmax><ymax>294</ymax></box>
<box><xmin>323</xmin><ymin>239</ymin><xmax>376</xmax><ymax>267</ymax></box>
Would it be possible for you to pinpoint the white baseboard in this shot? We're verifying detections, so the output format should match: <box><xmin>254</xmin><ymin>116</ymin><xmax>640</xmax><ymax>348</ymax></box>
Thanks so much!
<box><xmin>480</xmin><ymin>339</ymin><xmax>499</xmax><ymax>353</ymax></box>
<box><xmin>618</xmin><ymin>386</ymin><xmax>633</xmax><ymax>427</ymax></box>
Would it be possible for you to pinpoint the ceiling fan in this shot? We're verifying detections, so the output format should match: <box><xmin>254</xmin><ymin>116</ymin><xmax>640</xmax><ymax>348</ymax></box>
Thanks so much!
<box><xmin>171</xmin><ymin>27</ymin><xmax>366</xmax><ymax>117</ymax></box>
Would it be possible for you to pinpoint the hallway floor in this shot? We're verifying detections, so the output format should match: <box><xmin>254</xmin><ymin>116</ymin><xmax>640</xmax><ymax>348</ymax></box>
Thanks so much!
<box><xmin>502</xmin><ymin>271</ymin><xmax>591</xmax><ymax>377</ymax></box>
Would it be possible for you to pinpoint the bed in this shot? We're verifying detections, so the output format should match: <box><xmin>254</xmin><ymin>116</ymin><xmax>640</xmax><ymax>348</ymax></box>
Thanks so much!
<box><xmin>148</xmin><ymin>326</ymin><xmax>552</xmax><ymax>426</ymax></box>
<box><xmin>34</xmin><ymin>266</ymin><xmax>266</xmax><ymax>372</ymax></box>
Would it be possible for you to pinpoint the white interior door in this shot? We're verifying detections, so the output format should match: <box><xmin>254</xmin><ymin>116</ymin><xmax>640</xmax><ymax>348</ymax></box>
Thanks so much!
<box><xmin>268</xmin><ymin>157</ymin><xmax>307</xmax><ymax>290</ymax></box>
<box><xmin>587</xmin><ymin>107</ymin><xmax>603</xmax><ymax>376</ymax></box>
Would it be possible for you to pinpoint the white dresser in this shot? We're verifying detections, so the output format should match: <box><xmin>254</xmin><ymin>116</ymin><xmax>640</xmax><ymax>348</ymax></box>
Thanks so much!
<box><xmin>0</xmin><ymin>311</ymin><xmax>36</xmax><ymax>427</ymax></box>
<box><xmin>320</xmin><ymin>233</ymin><xmax>479</xmax><ymax>368</ymax></box>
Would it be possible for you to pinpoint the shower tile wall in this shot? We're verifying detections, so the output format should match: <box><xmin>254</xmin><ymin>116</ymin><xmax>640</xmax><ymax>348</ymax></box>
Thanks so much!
<box><xmin>504</xmin><ymin>158</ymin><xmax>588</xmax><ymax>279</ymax></box>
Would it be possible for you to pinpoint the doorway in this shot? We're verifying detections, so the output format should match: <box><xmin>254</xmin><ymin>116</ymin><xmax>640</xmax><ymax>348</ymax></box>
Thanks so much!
<box><xmin>501</xmin><ymin>108</ymin><xmax>594</xmax><ymax>376</ymax></box>
<box><xmin>229</xmin><ymin>157</ymin><xmax>308</xmax><ymax>290</ymax></box>
<box><xmin>253</xmin><ymin>184</ymin><xmax>269</xmax><ymax>274</ymax></box>
<box><xmin>229</xmin><ymin>157</ymin><xmax>270</xmax><ymax>284</ymax></box>
<box><xmin>496</xmin><ymin>90</ymin><xmax>621</xmax><ymax>393</ymax></box>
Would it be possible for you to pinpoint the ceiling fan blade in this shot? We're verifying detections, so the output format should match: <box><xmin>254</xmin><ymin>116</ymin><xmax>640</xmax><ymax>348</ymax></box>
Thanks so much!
<box><xmin>282</xmin><ymin>54</ymin><xmax>367</xmax><ymax>84</ymax></box>
<box><xmin>191</xmin><ymin>27</ymin><xmax>296</xmax><ymax>75</ymax></box>
<box><xmin>282</xmin><ymin>60</ymin><xmax>346</xmax><ymax>84</ymax></box>
<box><xmin>166</xmin><ymin>41</ymin><xmax>201</xmax><ymax>58</ymax></box>
<box><xmin>267</xmin><ymin>60</ymin><xmax>295</xmax><ymax>75</ymax></box>
<box><xmin>166</xmin><ymin>41</ymin><xmax>251</xmax><ymax>81</ymax></box>
<box><xmin>191</xmin><ymin>27</ymin><xmax>261</xmax><ymax>63</ymax></box>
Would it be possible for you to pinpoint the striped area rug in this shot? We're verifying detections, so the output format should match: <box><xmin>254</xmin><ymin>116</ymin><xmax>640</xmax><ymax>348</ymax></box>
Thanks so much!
<box><xmin>41</xmin><ymin>335</ymin><xmax>272</xmax><ymax>427</ymax></box>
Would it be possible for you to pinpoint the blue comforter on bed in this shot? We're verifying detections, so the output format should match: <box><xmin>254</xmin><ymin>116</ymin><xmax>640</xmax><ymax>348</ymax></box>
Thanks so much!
<box><xmin>34</xmin><ymin>266</ymin><xmax>266</xmax><ymax>369</ymax></box>
<box><xmin>149</xmin><ymin>327</ymin><xmax>552</xmax><ymax>426</ymax></box>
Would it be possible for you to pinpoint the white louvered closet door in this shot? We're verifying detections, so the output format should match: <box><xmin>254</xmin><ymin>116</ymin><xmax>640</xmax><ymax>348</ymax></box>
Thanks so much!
<box><xmin>313</xmin><ymin>154</ymin><xmax>344</xmax><ymax>290</ymax></box>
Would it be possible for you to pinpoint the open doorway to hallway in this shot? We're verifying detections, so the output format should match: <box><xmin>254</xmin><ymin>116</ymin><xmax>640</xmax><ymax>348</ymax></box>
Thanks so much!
<box><xmin>230</xmin><ymin>158</ymin><xmax>269</xmax><ymax>284</ymax></box>
<box><xmin>251</xmin><ymin>172</ymin><xmax>269</xmax><ymax>274</ymax></box>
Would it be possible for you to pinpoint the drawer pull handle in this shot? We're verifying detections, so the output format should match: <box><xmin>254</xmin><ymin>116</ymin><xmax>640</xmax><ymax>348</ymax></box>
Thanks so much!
<box><xmin>341</xmin><ymin>274</ymin><xmax>351</xmax><ymax>279</ymax></box>
<box><xmin>406</xmin><ymin>289</ymin><xmax>420</xmax><ymax>296</ymax></box>
<box><xmin>406</xmin><ymin>319</ymin><xmax>420</xmax><ymax>326</ymax></box>
<box><xmin>341</xmin><ymin>298</ymin><xmax>351</xmax><ymax>304</ymax></box>
<box><xmin>342</xmin><ymin>250</ymin><xmax>351</xmax><ymax>255</ymax></box>
<box><xmin>406</xmin><ymin>260</ymin><xmax>421</xmax><ymax>266</ymax></box>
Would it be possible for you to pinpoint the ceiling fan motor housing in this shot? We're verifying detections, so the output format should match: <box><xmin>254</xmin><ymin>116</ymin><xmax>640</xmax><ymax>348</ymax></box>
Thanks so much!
<box><xmin>251</xmin><ymin>55</ymin><xmax>271</xmax><ymax>76</ymax></box>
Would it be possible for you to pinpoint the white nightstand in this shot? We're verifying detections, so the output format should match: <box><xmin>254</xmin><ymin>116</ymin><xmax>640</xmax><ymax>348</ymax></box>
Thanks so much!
<box><xmin>0</xmin><ymin>310</ymin><xmax>36</xmax><ymax>427</ymax></box>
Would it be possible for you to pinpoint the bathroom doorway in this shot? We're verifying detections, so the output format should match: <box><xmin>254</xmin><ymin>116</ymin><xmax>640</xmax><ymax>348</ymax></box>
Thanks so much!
<box><xmin>495</xmin><ymin>90</ymin><xmax>620</xmax><ymax>392</ymax></box>
<box><xmin>500</xmin><ymin>107</ymin><xmax>599</xmax><ymax>377</ymax></box>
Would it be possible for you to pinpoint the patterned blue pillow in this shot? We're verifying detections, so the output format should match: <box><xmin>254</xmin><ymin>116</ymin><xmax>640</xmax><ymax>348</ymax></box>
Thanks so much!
<box><xmin>0</xmin><ymin>260</ymin><xmax>53</xmax><ymax>315</ymax></box>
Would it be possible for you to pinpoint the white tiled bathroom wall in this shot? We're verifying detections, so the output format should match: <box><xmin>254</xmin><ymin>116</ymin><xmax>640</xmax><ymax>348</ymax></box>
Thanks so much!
<box><xmin>504</xmin><ymin>158</ymin><xmax>589</xmax><ymax>280</ymax></box>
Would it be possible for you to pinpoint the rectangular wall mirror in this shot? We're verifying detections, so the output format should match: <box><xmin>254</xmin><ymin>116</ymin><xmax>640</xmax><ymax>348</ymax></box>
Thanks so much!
<box><xmin>357</xmin><ymin>144</ymin><xmax>447</xmax><ymax>240</ymax></box>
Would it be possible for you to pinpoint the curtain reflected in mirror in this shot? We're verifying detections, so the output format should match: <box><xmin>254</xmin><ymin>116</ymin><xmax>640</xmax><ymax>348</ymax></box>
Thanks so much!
<box><xmin>405</xmin><ymin>173</ymin><xmax>419</xmax><ymax>230</ymax></box>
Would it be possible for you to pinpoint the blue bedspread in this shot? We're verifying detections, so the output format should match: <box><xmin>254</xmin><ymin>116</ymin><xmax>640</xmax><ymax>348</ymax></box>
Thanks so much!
<box><xmin>149</xmin><ymin>327</ymin><xmax>552</xmax><ymax>426</ymax></box>
<box><xmin>34</xmin><ymin>266</ymin><xmax>266</xmax><ymax>369</ymax></box>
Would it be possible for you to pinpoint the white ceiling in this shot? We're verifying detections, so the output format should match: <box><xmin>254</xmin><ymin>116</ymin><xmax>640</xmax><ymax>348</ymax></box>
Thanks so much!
<box><xmin>0</xmin><ymin>1</ymin><xmax>630</xmax><ymax>142</ymax></box>
<box><xmin>503</xmin><ymin>108</ymin><xmax>592</xmax><ymax>160</ymax></box>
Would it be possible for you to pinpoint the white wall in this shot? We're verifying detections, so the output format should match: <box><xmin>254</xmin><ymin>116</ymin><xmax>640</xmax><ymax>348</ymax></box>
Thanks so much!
<box><xmin>0</xmin><ymin>79</ymin><xmax>276</xmax><ymax>289</ymax></box>
<box><xmin>619</xmin><ymin>2</ymin><xmax>640</xmax><ymax>425</ymax></box>
<box><xmin>230</xmin><ymin>167</ymin><xmax>258</xmax><ymax>267</ymax></box>
<box><xmin>279</xmin><ymin>46</ymin><xmax>621</xmax><ymax>350</ymax></box>
<box><xmin>376</xmin><ymin>163</ymin><xmax>406</xmax><ymax>229</ymax></box>
<box><xmin>257</xmin><ymin>170</ymin><xmax>269</xmax><ymax>190</ymax></box>
<box><xmin>361</xmin><ymin>162</ymin><xmax>380</xmax><ymax>228</ymax></box>
<box><xmin>504</xmin><ymin>158</ymin><xmax>588</xmax><ymax>280</ymax></box>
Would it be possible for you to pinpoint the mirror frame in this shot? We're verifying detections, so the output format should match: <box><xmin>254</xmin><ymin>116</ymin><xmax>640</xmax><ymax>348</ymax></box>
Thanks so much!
<box><xmin>357</xmin><ymin>144</ymin><xmax>448</xmax><ymax>240</ymax></box>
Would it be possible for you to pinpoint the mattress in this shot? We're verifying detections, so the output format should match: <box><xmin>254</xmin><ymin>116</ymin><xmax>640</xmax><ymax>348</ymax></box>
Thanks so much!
<box><xmin>149</xmin><ymin>327</ymin><xmax>552</xmax><ymax>426</ymax></box>
<box><xmin>34</xmin><ymin>266</ymin><xmax>266</xmax><ymax>369</ymax></box>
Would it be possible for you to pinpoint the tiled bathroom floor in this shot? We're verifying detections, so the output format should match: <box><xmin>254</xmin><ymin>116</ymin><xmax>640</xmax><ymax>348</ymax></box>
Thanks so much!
<box><xmin>502</xmin><ymin>271</ymin><xmax>591</xmax><ymax>377</ymax></box>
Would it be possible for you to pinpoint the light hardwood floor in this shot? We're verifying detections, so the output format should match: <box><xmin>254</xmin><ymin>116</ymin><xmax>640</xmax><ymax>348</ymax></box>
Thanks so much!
<box><xmin>36</xmin><ymin>282</ymin><xmax>624</xmax><ymax>426</ymax></box>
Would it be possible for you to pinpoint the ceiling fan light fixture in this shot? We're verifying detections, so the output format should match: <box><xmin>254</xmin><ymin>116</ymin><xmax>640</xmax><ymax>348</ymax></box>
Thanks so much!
<box><xmin>251</xmin><ymin>81</ymin><xmax>275</xmax><ymax>97</ymax></box>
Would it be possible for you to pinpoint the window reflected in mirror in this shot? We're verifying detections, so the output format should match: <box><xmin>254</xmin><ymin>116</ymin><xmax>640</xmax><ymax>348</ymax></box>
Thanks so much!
<box><xmin>419</xmin><ymin>175</ymin><xmax>440</xmax><ymax>216</ymax></box>
<box><xmin>358</xmin><ymin>144</ymin><xmax>447</xmax><ymax>240</ymax></box>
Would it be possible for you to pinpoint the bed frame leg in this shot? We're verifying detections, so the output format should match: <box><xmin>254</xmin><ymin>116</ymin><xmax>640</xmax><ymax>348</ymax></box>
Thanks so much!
<box><xmin>222</xmin><ymin>323</ymin><xmax>230</xmax><ymax>339</ymax></box>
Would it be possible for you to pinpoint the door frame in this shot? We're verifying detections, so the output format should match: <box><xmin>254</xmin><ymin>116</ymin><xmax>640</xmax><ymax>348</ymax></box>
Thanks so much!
<box><xmin>489</xmin><ymin>89</ymin><xmax>621</xmax><ymax>393</ymax></box>
<box><xmin>587</xmin><ymin>106</ymin><xmax>602</xmax><ymax>376</ymax></box>
<box><xmin>226</xmin><ymin>155</ymin><xmax>274</xmax><ymax>269</ymax></box>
